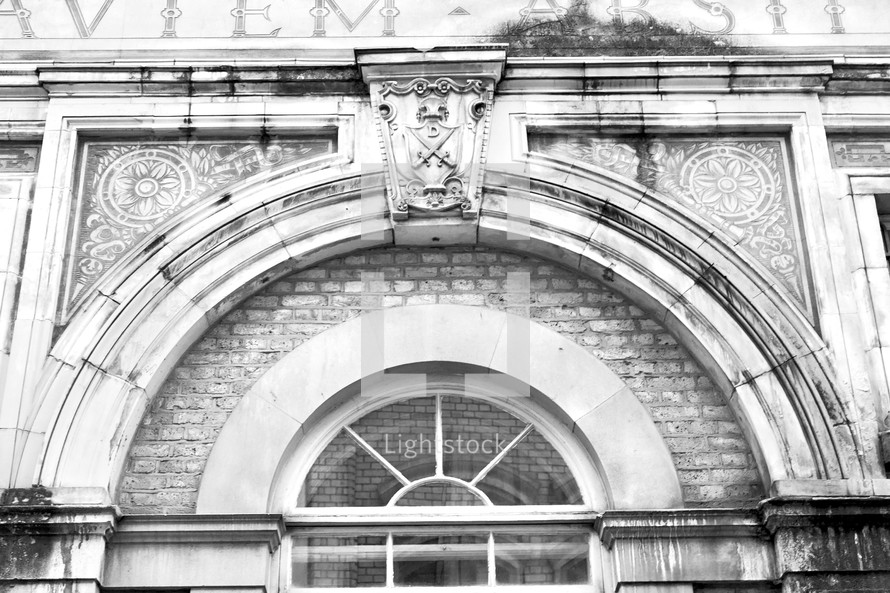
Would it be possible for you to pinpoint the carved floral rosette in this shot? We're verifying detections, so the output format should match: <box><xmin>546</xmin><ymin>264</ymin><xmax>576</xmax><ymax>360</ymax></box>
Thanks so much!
<box><xmin>374</xmin><ymin>77</ymin><xmax>493</xmax><ymax>219</ymax></box>
<box><xmin>530</xmin><ymin>135</ymin><xmax>813</xmax><ymax>314</ymax></box>
<box><xmin>61</xmin><ymin>138</ymin><xmax>334</xmax><ymax>321</ymax></box>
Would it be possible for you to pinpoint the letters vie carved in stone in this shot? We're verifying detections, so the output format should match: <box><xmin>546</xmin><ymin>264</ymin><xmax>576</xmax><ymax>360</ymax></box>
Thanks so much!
<box><xmin>374</xmin><ymin>76</ymin><xmax>493</xmax><ymax>220</ymax></box>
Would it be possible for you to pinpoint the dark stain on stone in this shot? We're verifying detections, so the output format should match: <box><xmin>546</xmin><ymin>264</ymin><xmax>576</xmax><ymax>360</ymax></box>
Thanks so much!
<box><xmin>143</xmin><ymin>234</ymin><xmax>165</xmax><ymax>255</ymax></box>
<box><xmin>0</xmin><ymin>486</ymin><xmax>54</xmax><ymax>507</ymax></box>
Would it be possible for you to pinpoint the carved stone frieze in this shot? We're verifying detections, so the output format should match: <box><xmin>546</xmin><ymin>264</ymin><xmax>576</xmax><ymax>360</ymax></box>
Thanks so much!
<box><xmin>373</xmin><ymin>76</ymin><xmax>493</xmax><ymax>220</ymax></box>
<box><xmin>530</xmin><ymin>135</ymin><xmax>812</xmax><ymax>313</ymax></box>
<box><xmin>61</xmin><ymin>137</ymin><xmax>334</xmax><ymax>320</ymax></box>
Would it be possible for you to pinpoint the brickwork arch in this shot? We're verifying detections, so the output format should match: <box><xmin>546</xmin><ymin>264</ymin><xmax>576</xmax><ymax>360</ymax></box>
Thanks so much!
<box><xmin>120</xmin><ymin>246</ymin><xmax>762</xmax><ymax>513</ymax></box>
<box><xmin>196</xmin><ymin>304</ymin><xmax>682</xmax><ymax>513</ymax></box>
<box><xmin>21</xmin><ymin>161</ymin><xmax>870</xmax><ymax>499</ymax></box>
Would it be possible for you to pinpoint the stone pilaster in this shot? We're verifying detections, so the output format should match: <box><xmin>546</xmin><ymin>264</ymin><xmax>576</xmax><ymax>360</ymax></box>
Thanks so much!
<box><xmin>762</xmin><ymin>497</ymin><xmax>890</xmax><ymax>592</ymax></box>
<box><xmin>0</xmin><ymin>488</ymin><xmax>116</xmax><ymax>593</ymax></box>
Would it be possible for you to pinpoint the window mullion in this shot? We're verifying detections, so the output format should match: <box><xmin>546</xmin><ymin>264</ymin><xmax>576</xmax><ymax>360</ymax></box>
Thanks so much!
<box><xmin>386</xmin><ymin>532</ymin><xmax>394</xmax><ymax>587</ymax></box>
<box><xmin>344</xmin><ymin>426</ymin><xmax>410</xmax><ymax>486</ymax></box>
<box><xmin>487</xmin><ymin>531</ymin><xmax>496</xmax><ymax>586</ymax></box>
<box><xmin>435</xmin><ymin>394</ymin><xmax>444</xmax><ymax>477</ymax></box>
<box><xmin>469</xmin><ymin>424</ymin><xmax>534</xmax><ymax>487</ymax></box>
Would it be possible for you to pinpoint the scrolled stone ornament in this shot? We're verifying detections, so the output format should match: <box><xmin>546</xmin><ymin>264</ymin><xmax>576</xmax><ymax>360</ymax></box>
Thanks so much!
<box><xmin>374</xmin><ymin>76</ymin><xmax>493</xmax><ymax>219</ymax></box>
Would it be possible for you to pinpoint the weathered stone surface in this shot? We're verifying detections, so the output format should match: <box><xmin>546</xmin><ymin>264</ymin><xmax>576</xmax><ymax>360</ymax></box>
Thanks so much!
<box><xmin>599</xmin><ymin>509</ymin><xmax>775</xmax><ymax>584</ymax></box>
<box><xmin>762</xmin><ymin>498</ymin><xmax>890</xmax><ymax>576</ymax></box>
<box><xmin>0</xmin><ymin>488</ymin><xmax>115</xmax><ymax>585</ymax></box>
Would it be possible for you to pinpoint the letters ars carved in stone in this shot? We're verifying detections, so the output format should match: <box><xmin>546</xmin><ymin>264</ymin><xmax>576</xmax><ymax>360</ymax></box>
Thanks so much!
<box><xmin>374</xmin><ymin>77</ymin><xmax>493</xmax><ymax>220</ymax></box>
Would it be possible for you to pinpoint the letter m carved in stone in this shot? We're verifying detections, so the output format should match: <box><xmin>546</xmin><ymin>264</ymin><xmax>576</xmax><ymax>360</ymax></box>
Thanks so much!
<box><xmin>310</xmin><ymin>0</ymin><xmax>398</xmax><ymax>37</ymax></box>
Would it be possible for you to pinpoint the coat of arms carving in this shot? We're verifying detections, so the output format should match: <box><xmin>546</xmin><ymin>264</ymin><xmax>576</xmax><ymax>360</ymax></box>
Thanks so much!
<box><xmin>375</xmin><ymin>77</ymin><xmax>492</xmax><ymax>219</ymax></box>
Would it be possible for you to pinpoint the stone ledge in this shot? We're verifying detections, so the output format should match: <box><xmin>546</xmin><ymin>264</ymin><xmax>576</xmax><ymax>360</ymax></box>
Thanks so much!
<box><xmin>0</xmin><ymin>487</ymin><xmax>114</xmax><ymax>509</ymax></box>
<box><xmin>597</xmin><ymin>509</ymin><xmax>776</xmax><ymax>583</ymax></box>
<box><xmin>104</xmin><ymin>514</ymin><xmax>285</xmax><ymax>589</ymax></box>
<box><xmin>761</xmin><ymin>497</ymin><xmax>890</xmax><ymax>576</ymax></box>
<box><xmin>112</xmin><ymin>514</ymin><xmax>285</xmax><ymax>550</ymax></box>
<box><xmin>597</xmin><ymin>509</ymin><xmax>766</xmax><ymax>548</ymax></box>
<box><xmin>768</xmin><ymin>479</ymin><xmax>890</xmax><ymax>499</ymax></box>
<box><xmin>761</xmin><ymin>495</ymin><xmax>890</xmax><ymax>532</ymax></box>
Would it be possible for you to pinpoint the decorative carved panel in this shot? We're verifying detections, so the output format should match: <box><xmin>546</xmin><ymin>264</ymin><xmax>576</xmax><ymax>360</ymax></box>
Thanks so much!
<box><xmin>0</xmin><ymin>145</ymin><xmax>39</xmax><ymax>173</ymax></box>
<box><xmin>529</xmin><ymin>134</ymin><xmax>813</xmax><ymax>313</ymax></box>
<box><xmin>831</xmin><ymin>140</ymin><xmax>890</xmax><ymax>168</ymax></box>
<box><xmin>61</xmin><ymin>136</ymin><xmax>335</xmax><ymax>321</ymax></box>
<box><xmin>372</xmin><ymin>77</ymin><xmax>494</xmax><ymax>220</ymax></box>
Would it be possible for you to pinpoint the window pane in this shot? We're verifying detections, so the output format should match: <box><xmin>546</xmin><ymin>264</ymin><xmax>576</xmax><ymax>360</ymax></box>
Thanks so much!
<box><xmin>393</xmin><ymin>534</ymin><xmax>488</xmax><ymax>586</ymax></box>
<box><xmin>476</xmin><ymin>428</ymin><xmax>582</xmax><ymax>505</ymax></box>
<box><xmin>300</xmin><ymin>395</ymin><xmax>585</xmax><ymax>507</ymax></box>
<box><xmin>394</xmin><ymin>481</ymin><xmax>486</xmax><ymax>506</ymax></box>
<box><xmin>292</xmin><ymin>535</ymin><xmax>386</xmax><ymax>588</ymax></box>
<box><xmin>302</xmin><ymin>430</ymin><xmax>402</xmax><ymax>507</ymax></box>
<box><xmin>441</xmin><ymin>396</ymin><xmax>527</xmax><ymax>482</ymax></box>
<box><xmin>494</xmin><ymin>533</ymin><xmax>589</xmax><ymax>585</ymax></box>
<box><xmin>350</xmin><ymin>397</ymin><xmax>437</xmax><ymax>481</ymax></box>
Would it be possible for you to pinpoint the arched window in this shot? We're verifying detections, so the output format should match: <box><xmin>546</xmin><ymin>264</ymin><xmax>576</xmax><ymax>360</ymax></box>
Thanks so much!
<box><xmin>287</xmin><ymin>374</ymin><xmax>603</xmax><ymax>591</ymax></box>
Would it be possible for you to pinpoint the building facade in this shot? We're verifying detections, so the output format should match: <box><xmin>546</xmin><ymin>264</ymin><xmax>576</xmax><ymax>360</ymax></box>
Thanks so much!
<box><xmin>2</xmin><ymin>1</ymin><xmax>890</xmax><ymax>592</ymax></box>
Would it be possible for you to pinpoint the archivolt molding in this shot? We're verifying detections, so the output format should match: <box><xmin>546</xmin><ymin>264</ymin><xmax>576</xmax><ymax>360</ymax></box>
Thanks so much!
<box><xmin>18</xmin><ymin>157</ymin><xmax>872</xmax><ymax>498</ymax></box>
<box><xmin>24</xmin><ymin>160</ymin><xmax>393</xmax><ymax>490</ymax></box>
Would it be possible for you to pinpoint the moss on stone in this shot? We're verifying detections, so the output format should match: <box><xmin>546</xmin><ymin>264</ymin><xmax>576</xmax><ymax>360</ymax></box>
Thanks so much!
<box><xmin>485</xmin><ymin>0</ymin><xmax>753</xmax><ymax>57</ymax></box>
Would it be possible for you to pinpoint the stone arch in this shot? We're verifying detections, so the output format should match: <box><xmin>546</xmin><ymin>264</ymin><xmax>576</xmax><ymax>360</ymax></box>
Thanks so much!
<box><xmin>196</xmin><ymin>304</ymin><xmax>681</xmax><ymax>512</ymax></box>
<box><xmin>20</xmin><ymin>160</ymin><xmax>869</xmax><ymax>498</ymax></box>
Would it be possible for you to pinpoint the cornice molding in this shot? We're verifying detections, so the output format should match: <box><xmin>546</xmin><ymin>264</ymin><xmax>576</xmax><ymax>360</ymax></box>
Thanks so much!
<box><xmin>2</xmin><ymin>53</ymin><xmax>889</xmax><ymax>99</ymax></box>
<box><xmin>111</xmin><ymin>514</ymin><xmax>286</xmax><ymax>550</ymax></box>
<box><xmin>596</xmin><ymin>509</ymin><xmax>766</xmax><ymax>549</ymax></box>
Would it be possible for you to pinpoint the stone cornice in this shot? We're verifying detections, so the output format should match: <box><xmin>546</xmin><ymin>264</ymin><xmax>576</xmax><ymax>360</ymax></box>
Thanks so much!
<box><xmin>110</xmin><ymin>514</ymin><xmax>286</xmax><ymax>551</ymax></box>
<box><xmin>356</xmin><ymin>45</ymin><xmax>507</xmax><ymax>84</ymax></box>
<box><xmin>35</xmin><ymin>64</ymin><xmax>364</xmax><ymax>98</ymax></box>
<box><xmin>596</xmin><ymin>509</ymin><xmax>766</xmax><ymax>549</ymax></box>
<box><xmin>596</xmin><ymin>509</ymin><xmax>777</xmax><ymax>583</ymax></box>
<box><xmin>3</xmin><ymin>53</ymin><xmax>890</xmax><ymax>99</ymax></box>
<box><xmin>761</xmin><ymin>496</ymin><xmax>890</xmax><ymax>534</ymax></box>
<box><xmin>0</xmin><ymin>488</ymin><xmax>118</xmax><ymax>537</ymax></box>
<box><xmin>501</xmin><ymin>57</ymin><xmax>836</xmax><ymax>94</ymax></box>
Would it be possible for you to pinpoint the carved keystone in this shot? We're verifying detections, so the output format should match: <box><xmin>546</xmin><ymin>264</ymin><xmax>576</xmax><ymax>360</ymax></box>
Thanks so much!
<box><xmin>358</xmin><ymin>47</ymin><xmax>505</xmax><ymax>243</ymax></box>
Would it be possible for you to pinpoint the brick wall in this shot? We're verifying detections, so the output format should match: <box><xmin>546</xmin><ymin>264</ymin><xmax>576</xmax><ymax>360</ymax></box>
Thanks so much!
<box><xmin>119</xmin><ymin>246</ymin><xmax>764</xmax><ymax>513</ymax></box>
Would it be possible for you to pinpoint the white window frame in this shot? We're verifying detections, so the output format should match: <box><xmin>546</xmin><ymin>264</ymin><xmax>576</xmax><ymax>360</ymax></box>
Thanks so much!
<box><xmin>286</xmin><ymin>520</ymin><xmax>600</xmax><ymax>592</ymax></box>
<box><xmin>280</xmin><ymin>373</ymin><xmax>607</xmax><ymax>591</ymax></box>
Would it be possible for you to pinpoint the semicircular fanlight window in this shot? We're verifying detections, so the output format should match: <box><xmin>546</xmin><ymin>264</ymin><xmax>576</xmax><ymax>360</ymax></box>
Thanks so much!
<box><xmin>300</xmin><ymin>395</ymin><xmax>582</xmax><ymax>507</ymax></box>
